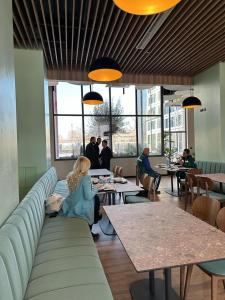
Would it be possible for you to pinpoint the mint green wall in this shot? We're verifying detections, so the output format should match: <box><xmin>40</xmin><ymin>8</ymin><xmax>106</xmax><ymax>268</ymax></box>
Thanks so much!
<box><xmin>15</xmin><ymin>49</ymin><xmax>51</xmax><ymax>198</ymax></box>
<box><xmin>194</xmin><ymin>63</ymin><xmax>225</xmax><ymax>162</ymax></box>
<box><xmin>0</xmin><ymin>0</ymin><xmax>19</xmax><ymax>225</ymax></box>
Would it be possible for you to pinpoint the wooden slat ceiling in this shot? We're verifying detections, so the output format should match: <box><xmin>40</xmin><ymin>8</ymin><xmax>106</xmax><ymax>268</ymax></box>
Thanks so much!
<box><xmin>13</xmin><ymin>0</ymin><xmax>225</xmax><ymax>77</ymax></box>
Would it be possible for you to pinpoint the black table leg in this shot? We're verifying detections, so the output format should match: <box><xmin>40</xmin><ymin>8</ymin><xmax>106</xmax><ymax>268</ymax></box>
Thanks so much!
<box><xmin>164</xmin><ymin>268</ymin><xmax>172</xmax><ymax>300</ymax></box>
<box><xmin>171</xmin><ymin>174</ymin><xmax>174</xmax><ymax>192</ymax></box>
<box><xmin>149</xmin><ymin>271</ymin><xmax>155</xmax><ymax>295</ymax></box>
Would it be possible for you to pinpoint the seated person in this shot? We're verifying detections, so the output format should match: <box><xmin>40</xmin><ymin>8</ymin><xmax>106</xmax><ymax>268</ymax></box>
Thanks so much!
<box><xmin>177</xmin><ymin>148</ymin><xmax>197</xmax><ymax>180</ymax></box>
<box><xmin>137</xmin><ymin>147</ymin><xmax>161</xmax><ymax>192</ymax></box>
<box><xmin>59</xmin><ymin>156</ymin><xmax>101</xmax><ymax>238</ymax></box>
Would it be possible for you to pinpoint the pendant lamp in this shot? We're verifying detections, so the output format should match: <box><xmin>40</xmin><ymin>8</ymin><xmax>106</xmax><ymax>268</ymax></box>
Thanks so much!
<box><xmin>182</xmin><ymin>96</ymin><xmax>202</xmax><ymax>109</ymax></box>
<box><xmin>82</xmin><ymin>91</ymin><xmax>103</xmax><ymax>105</ymax></box>
<box><xmin>88</xmin><ymin>57</ymin><xmax>122</xmax><ymax>82</ymax></box>
<box><xmin>113</xmin><ymin>0</ymin><xmax>181</xmax><ymax>15</ymax></box>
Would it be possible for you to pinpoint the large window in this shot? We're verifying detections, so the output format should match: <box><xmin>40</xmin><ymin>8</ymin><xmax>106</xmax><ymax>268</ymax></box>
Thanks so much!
<box><xmin>53</xmin><ymin>83</ymin><xmax>186</xmax><ymax>159</ymax></box>
<box><xmin>163</xmin><ymin>100</ymin><xmax>187</xmax><ymax>157</ymax></box>
<box><xmin>137</xmin><ymin>86</ymin><xmax>162</xmax><ymax>155</ymax></box>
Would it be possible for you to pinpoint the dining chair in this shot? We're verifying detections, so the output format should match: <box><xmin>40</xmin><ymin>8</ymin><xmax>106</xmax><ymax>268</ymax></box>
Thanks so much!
<box><xmin>184</xmin><ymin>206</ymin><xmax>225</xmax><ymax>300</ymax></box>
<box><xmin>188</xmin><ymin>168</ymin><xmax>203</xmax><ymax>175</ymax></box>
<box><xmin>112</xmin><ymin>165</ymin><xmax>118</xmax><ymax>176</ymax></box>
<box><xmin>178</xmin><ymin>168</ymin><xmax>202</xmax><ymax>197</ymax></box>
<box><xmin>184</xmin><ymin>173</ymin><xmax>201</xmax><ymax>210</ymax></box>
<box><xmin>116</xmin><ymin>166</ymin><xmax>123</xmax><ymax>177</ymax></box>
<box><xmin>198</xmin><ymin>177</ymin><xmax>225</xmax><ymax>206</ymax></box>
<box><xmin>124</xmin><ymin>176</ymin><xmax>156</xmax><ymax>204</ymax></box>
<box><xmin>192</xmin><ymin>195</ymin><xmax>221</xmax><ymax>226</ymax></box>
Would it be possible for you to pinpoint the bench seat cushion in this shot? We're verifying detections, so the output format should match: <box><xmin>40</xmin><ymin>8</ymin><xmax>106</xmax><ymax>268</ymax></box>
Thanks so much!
<box><xmin>25</xmin><ymin>216</ymin><xmax>113</xmax><ymax>300</ymax></box>
<box><xmin>125</xmin><ymin>195</ymin><xmax>150</xmax><ymax>204</ymax></box>
<box><xmin>25</xmin><ymin>284</ymin><xmax>113</xmax><ymax>300</ymax></box>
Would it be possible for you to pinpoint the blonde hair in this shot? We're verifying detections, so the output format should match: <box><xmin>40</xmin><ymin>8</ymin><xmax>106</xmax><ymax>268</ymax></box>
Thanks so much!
<box><xmin>67</xmin><ymin>156</ymin><xmax>91</xmax><ymax>192</ymax></box>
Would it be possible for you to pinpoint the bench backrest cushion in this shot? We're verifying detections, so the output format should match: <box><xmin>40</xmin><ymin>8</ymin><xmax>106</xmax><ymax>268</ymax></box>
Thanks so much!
<box><xmin>0</xmin><ymin>167</ymin><xmax>58</xmax><ymax>300</ymax></box>
<box><xmin>196</xmin><ymin>161</ymin><xmax>225</xmax><ymax>174</ymax></box>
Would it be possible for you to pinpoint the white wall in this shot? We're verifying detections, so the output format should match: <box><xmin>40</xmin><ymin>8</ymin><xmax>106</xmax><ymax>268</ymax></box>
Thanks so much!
<box><xmin>0</xmin><ymin>0</ymin><xmax>19</xmax><ymax>225</ymax></box>
<box><xmin>194</xmin><ymin>63</ymin><xmax>225</xmax><ymax>162</ymax></box>
<box><xmin>15</xmin><ymin>49</ymin><xmax>50</xmax><ymax>198</ymax></box>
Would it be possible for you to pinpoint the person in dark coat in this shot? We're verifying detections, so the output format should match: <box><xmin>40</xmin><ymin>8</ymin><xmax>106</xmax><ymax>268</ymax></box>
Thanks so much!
<box><xmin>95</xmin><ymin>137</ymin><xmax>102</xmax><ymax>156</ymax></box>
<box><xmin>99</xmin><ymin>140</ymin><xmax>113</xmax><ymax>170</ymax></box>
<box><xmin>85</xmin><ymin>137</ymin><xmax>100</xmax><ymax>169</ymax></box>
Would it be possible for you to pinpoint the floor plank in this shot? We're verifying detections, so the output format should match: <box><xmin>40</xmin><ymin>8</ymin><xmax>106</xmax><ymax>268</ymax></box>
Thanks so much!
<box><xmin>94</xmin><ymin>176</ymin><xmax>225</xmax><ymax>300</ymax></box>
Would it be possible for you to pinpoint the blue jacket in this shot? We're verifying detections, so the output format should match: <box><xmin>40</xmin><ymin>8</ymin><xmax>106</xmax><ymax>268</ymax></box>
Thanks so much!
<box><xmin>59</xmin><ymin>175</ymin><xmax>98</xmax><ymax>225</ymax></box>
<box><xmin>137</xmin><ymin>153</ymin><xmax>155</xmax><ymax>177</ymax></box>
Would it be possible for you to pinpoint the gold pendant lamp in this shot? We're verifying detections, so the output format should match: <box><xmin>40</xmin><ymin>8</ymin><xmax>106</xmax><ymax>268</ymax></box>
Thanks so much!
<box><xmin>88</xmin><ymin>57</ymin><xmax>123</xmax><ymax>82</ymax></box>
<box><xmin>113</xmin><ymin>0</ymin><xmax>182</xmax><ymax>15</ymax></box>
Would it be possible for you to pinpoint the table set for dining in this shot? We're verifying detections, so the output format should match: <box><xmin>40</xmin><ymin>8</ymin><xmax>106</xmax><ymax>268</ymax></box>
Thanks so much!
<box><xmin>104</xmin><ymin>202</ymin><xmax>225</xmax><ymax>300</ymax></box>
<box><xmin>89</xmin><ymin>168</ymin><xmax>225</xmax><ymax>299</ymax></box>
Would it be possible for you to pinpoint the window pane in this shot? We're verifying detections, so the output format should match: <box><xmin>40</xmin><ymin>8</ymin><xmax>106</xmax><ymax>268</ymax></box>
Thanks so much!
<box><xmin>170</xmin><ymin>132</ymin><xmax>186</xmax><ymax>154</ymax></box>
<box><xmin>84</xmin><ymin>116</ymin><xmax>110</xmax><ymax>147</ymax></box>
<box><xmin>170</xmin><ymin>106</ymin><xmax>186</xmax><ymax>131</ymax></box>
<box><xmin>138</xmin><ymin>116</ymin><xmax>161</xmax><ymax>155</ymax></box>
<box><xmin>112</xmin><ymin>117</ymin><xmax>137</xmax><ymax>157</ymax></box>
<box><xmin>137</xmin><ymin>86</ymin><xmax>161</xmax><ymax>115</ymax></box>
<box><xmin>55</xmin><ymin>116</ymin><xmax>83</xmax><ymax>159</ymax></box>
<box><xmin>83</xmin><ymin>84</ymin><xmax>109</xmax><ymax>114</ymax></box>
<box><xmin>111</xmin><ymin>86</ymin><xmax>136</xmax><ymax>115</ymax></box>
<box><xmin>55</xmin><ymin>82</ymin><xmax>82</xmax><ymax>114</ymax></box>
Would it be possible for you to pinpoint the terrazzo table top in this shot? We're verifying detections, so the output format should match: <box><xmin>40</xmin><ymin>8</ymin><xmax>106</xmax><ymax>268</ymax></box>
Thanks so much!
<box><xmin>104</xmin><ymin>202</ymin><xmax>225</xmax><ymax>272</ymax></box>
<box><xmin>114</xmin><ymin>180</ymin><xmax>142</xmax><ymax>193</ymax></box>
<box><xmin>197</xmin><ymin>173</ymin><xmax>225</xmax><ymax>184</ymax></box>
<box><xmin>88</xmin><ymin>168</ymin><xmax>111</xmax><ymax>176</ymax></box>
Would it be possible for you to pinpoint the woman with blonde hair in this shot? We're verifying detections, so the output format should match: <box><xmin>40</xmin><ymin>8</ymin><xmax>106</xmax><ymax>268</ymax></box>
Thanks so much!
<box><xmin>60</xmin><ymin>156</ymin><xmax>101</xmax><ymax>236</ymax></box>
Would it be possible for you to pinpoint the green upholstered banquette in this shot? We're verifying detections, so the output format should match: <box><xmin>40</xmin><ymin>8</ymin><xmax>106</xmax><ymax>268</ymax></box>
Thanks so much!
<box><xmin>0</xmin><ymin>167</ymin><xmax>113</xmax><ymax>300</ymax></box>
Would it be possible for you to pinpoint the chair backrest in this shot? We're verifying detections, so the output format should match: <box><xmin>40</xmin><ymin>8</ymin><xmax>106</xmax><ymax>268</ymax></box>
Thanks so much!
<box><xmin>216</xmin><ymin>207</ymin><xmax>225</xmax><ymax>232</ymax></box>
<box><xmin>198</xmin><ymin>177</ymin><xmax>214</xmax><ymax>193</ymax></box>
<box><xmin>192</xmin><ymin>196</ymin><xmax>220</xmax><ymax>226</ymax></box>
<box><xmin>116</xmin><ymin>166</ymin><xmax>123</xmax><ymax>177</ymax></box>
<box><xmin>112</xmin><ymin>165</ymin><xmax>118</xmax><ymax>175</ymax></box>
<box><xmin>142</xmin><ymin>176</ymin><xmax>156</xmax><ymax>200</ymax></box>
<box><xmin>188</xmin><ymin>168</ymin><xmax>202</xmax><ymax>175</ymax></box>
<box><xmin>187</xmin><ymin>173</ymin><xmax>198</xmax><ymax>187</ymax></box>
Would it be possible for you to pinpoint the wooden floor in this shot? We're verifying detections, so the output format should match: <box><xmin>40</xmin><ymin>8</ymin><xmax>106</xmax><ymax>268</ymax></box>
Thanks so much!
<box><xmin>93</xmin><ymin>176</ymin><xmax>225</xmax><ymax>300</ymax></box>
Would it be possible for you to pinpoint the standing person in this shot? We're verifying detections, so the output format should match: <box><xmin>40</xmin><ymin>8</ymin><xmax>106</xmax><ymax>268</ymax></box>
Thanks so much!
<box><xmin>59</xmin><ymin>156</ymin><xmax>101</xmax><ymax>238</ymax></box>
<box><xmin>99</xmin><ymin>140</ymin><xmax>113</xmax><ymax>170</ymax></box>
<box><xmin>137</xmin><ymin>147</ymin><xmax>161</xmax><ymax>192</ymax></box>
<box><xmin>85</xmin><ymin>137</ymin><xmax>100</xmax><ymax>169</ymax></box>
<box><xmin>95</xmin><ymin>137</ymin><xmax>102</xmax><ymax>156</ymax></box>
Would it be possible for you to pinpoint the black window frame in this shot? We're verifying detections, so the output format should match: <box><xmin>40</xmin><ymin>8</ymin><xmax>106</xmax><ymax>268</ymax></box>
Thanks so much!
<box><xmin>52</xmin><ymin>83</ymin><xmax>185</xmax><ymax>161</ymax></box>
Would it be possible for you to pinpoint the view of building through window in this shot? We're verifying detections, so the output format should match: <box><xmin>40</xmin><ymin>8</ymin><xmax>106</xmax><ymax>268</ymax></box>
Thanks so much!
<box><xmin>53</xmin><ymin>82</ymin><xmax>186</xmax><ymax>159</ymax></box>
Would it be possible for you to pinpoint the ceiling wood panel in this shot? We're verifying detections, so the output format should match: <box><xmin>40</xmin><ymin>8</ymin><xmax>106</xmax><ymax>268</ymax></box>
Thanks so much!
<box><xmin>13</xmin><ymin>0</ymin><xmax>225</xmax><ymax>77</ymax></box>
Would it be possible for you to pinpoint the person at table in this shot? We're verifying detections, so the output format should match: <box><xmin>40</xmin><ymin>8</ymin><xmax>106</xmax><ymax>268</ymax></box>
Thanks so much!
<box><xmin>99</xmin><ymin>140</ymin><xmax>113</xmax><ymax>170</ymax></box>
<box><xmin>59</xmin><ymin>156</ymin><xmax>102</xmax><ymax>238</ymax></box>
<box><xmin>179</xmin><ymin>148</ymin><xmax>197</xmax><ymax>168</ymax></box>
<box><xmin>85</xmin><ymin>137</ymin><xmax>100</xmax><ymax>169</ymax></box>
<box><xmin>137</xmin><ymin>147</ymin><xmax>161</xmax><ymax>192</ymax></box>
<box><xmin>177</xmin><ymin>148</ymin><xmax>197</xmax><ymax>180</ymax></box>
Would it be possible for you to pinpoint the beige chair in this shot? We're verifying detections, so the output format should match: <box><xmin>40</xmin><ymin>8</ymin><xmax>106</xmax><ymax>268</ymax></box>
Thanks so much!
<box><xmin>184</xmin><ymin>205</ymin><xmax>225</xmax><ymax>300</ymax></box>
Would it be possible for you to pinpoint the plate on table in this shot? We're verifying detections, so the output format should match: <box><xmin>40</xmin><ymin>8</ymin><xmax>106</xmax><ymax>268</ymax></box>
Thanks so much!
<box><xmin>113</xmin><ymin>177</ymin><xmax>127</xmax><ymax>184</ymax></box>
